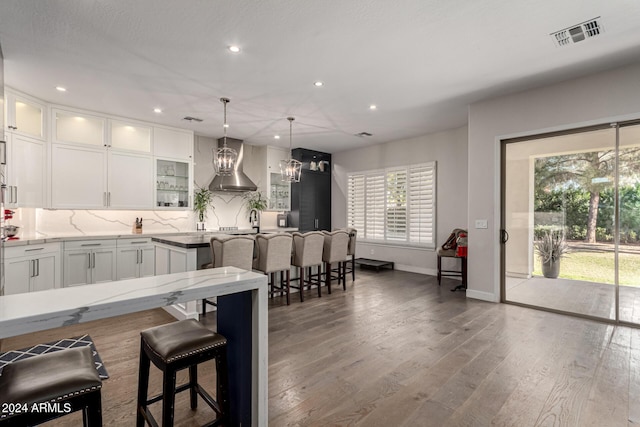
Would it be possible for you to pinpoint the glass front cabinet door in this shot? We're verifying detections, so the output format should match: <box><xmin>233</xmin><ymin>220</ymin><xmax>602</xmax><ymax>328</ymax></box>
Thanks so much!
<box><xmin>156</xmin><ymin>159</ymin><xmax>191</xmax><ymax>209</ymax></box>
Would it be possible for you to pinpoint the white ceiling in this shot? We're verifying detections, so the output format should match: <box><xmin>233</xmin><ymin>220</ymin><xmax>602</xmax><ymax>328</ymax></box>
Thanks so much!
<box><xmin>2</xmin><ymin>0</ymin><xmax>640</xmax><ymax>153</ymax></box>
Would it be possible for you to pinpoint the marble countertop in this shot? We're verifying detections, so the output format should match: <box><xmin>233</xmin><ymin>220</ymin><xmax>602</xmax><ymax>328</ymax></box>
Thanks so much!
<box><xmin>3</xmin><ymin>227</ymin><xmax>298</xmax><ymax>248</ymax></box>
<box><xmin>0</xmin><ymin>267</ymin><xmax>267</xmax><ymax>339</ymax></box>
<box><xmin>153</xmin><ymin>228</ymin><xmax>299</xmax><ymax>248</ymax></box>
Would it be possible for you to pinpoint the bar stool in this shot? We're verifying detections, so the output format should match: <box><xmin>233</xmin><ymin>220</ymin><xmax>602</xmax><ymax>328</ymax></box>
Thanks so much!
<box><xmin>136</xmin><ymin>319</ymin><xmax>230</xmax><ymax>427</ymax></box>
<box><xmin>322</xmin><ymin>230</ymin><xmax>350</xmax><ymax>294</ymax></box>
<box><xmin>0</xmin><ymin>346</ymin><xmax>102</xmax><ymax>427</ymax></box>
<box><xmin>290</xmin><ymin>231</ymin><xmax>325</xmax><ymax>302</ymax></box>
<box><xmin>253</xmin><ymin>233</ymin><xmax>293</xmax><ymax>305</ymax></box>
<box><xmin>339</xmin><ymin>228</ymin><xmax>358</xmax><ymax>283</ymax></box>
<box><xmin>202</xmin><ymin>234</ymin><xmax>255</xmax><ymax>316</ymax></box>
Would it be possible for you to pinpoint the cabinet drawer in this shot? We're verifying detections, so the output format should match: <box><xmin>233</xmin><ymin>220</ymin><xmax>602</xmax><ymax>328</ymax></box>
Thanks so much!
<box><xmin>117</xmin><ymin>237</ymin><xmax>153</xmax><ymax>247</ymax></box>
<box><xmin>5</xmin><ymin>242</ymin><xmax>61</xmax><ymax>259</ymax></box>
<box><xmin>64</xmin><ymin>239</ymin><xmax>117</xmax><ymax>250</ymax></box>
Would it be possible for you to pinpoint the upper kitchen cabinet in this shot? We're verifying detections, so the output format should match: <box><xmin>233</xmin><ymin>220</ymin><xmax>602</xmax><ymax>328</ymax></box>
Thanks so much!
<box><xmin>155</xmin><ymin>158</ymin><xmax>191</xmax><ymax>209</ymax></box>
<box><xmin>290</xmin><ymin>148</ymin><xmax>331</xmax><ymax>232</ymax></box>
<box><xmin>4</xmin><ymin>133</ymin><xmax>47</xmax><ymax>208</ymax></box>
<box><xmin>153</xmin><ymin>127</ymin><xmax>193</xmax><ymax>160</ymax></box>
<box><xmin>109</xmin><ymin>120</ymin><xmax>151</xmax><ymax>153</ymax></box>
<box><xmin>53</xmin><ymin>108</ymin><xmax>105</xmax><ymax>147</ymax></box>
<box><xmin>50</xmin><ymin>144</ymin><xmax>108</xmax><ymax>209</ymax></box>
<box><xmin>252</xmin><ymin>145</ymin><xmax>291</xmax><ymax>211</ymax></box>
<box><xmin>4</xmin><ymin>89</ymin><xmax>46</xmax><ymax>140</ymax></box>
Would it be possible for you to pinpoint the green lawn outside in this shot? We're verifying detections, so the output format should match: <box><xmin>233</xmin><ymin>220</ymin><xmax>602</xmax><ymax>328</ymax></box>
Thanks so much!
<box><xmin>533</xmin><ymin>251</ymin><xmax>640</xmax><ymax>285</ymax></box>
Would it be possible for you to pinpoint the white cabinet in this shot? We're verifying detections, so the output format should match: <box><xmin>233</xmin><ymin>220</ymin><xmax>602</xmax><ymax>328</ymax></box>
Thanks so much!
<box><xmin>5</xmin><ymin>90</ymin><xmax>46</xmax><ymax>140</ymax></box>
<box><xmin>53</xmin><ymin>109</ymin><xmax>105</xmax><ymax>147</ymax></box>
<box><xmin>4</xmin><ymin>133</ymin><xmax>46</xmax><ymax>208</ymax></box>
<box><xmin>116</xmin><ymin>238</ymin><xmax>155</xmax><ymax>280</ymax></box>
<box><xmin>63</xmin><ymin>240</ymin><xmax>117</xmax><ymax>287</ymax></box>
<box><xmin>258</xmin><ymin>146</ymin><xmax>291</xmax><ymax>211</ymax></box>
<box><xmin>3</xmin><ymin>243</ymin><xmax>61</xmax><ymax>295</ymax></box>
<box><xmin>110</xmin><ymin>120</ymin><xmax>151</xmax><ymax>153</ymax></box>
<box><xmin>153</xmin><ymin>127</ymin><xmax>193</xmax><ymax>160</ymax></box>
<box><xmin>51</xmin><ymin>144</ymin><xmax>107</xmax><ymax>209</ymax></box>
<box><xmin>155</xmin><ymin>158</ymin><xmax>191</xmax><ymax>209</ymax></box>
<box><xmin>109</xmin><ymin>152</ymin><xmax>153</xmax><ymax>209</ymax></box>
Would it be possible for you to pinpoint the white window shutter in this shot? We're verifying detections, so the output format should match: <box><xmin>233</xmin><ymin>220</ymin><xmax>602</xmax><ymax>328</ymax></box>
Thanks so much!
<box><xmin>408</xmin><ymin>163</ymin><xmax>436</xmax><ymax>246</ymax></box>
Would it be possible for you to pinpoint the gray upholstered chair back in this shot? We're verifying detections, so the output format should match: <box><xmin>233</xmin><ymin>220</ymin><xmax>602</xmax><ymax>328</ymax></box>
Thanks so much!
<box><xmin>210</xmin><ymin>235</ymin><xmax>255</xmax><ymax>271</ymax></box>
<box><xmin>322</xmin><ymin>230</ymin><xmax>349</xmax><ymax>263</ymax></box>
<box><xmin>346</xmin><ymin>228</ymin><xmax>357</xmax><ymax>256</ymax></box>
<box><xmin>254</xmin><ymin>233</ymin><xmax>293</xmax><ymax>274</ymax></box>
<box><xmin>292</xmin><ymin>231</ymin><xmax>324</xmax><ymax>268</ymax></box>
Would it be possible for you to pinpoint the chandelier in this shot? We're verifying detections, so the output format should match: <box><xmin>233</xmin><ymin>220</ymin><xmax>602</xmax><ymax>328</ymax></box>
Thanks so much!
<box><xmin>213</xmin><ymin>97</ymin><xmax>237</xmax><ymax>176</ymax></box>
<box><xmin>280</xmin><ymin>117</ymin><xmax>302</xmax><ymax>182</ymax></box>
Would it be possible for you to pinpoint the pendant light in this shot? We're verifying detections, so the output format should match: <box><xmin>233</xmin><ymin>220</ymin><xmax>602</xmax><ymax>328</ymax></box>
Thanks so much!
<box><xmin>280</xmin><ymin>117</ymin><xmax>302</xmax><ymax>182</ymax></box>
<box><xmin>213</xmin><ymin>97</ymin><xmax>237</xmax><ymax>176</ymax></box>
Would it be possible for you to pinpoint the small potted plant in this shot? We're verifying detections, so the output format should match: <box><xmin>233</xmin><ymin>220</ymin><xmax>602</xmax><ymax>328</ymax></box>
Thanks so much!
<box><xmin>534</xmin><ymin>229</ymin><xmax>569</xmax><ymax>279</ymax></box>
<box><xmin>193</xmin><ymin>186</ymin><xmax>214</xmax><ymax>231</ymax></box>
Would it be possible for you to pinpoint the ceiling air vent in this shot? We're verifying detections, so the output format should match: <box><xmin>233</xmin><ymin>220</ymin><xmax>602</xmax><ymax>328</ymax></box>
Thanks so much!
<box><xmin>183</xmin><ymin>116</ymin><xmax>203</xmax><ymax>122</ymax></box>
<box><xmin>356</xmin><ymin>132</ymin><xmax>373</xmax><ymax>137</ymax></box>
<box><xmin>551</xmin><ymin>17</ymin><xmax>603</xmax><ymax>47</ymax></box>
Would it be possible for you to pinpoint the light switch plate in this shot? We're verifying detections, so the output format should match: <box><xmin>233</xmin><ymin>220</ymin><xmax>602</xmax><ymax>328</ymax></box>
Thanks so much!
<box><xmin>475</xmin><ymin>219</ymin><xmax>488</xmax><ymax>229</ymax></box>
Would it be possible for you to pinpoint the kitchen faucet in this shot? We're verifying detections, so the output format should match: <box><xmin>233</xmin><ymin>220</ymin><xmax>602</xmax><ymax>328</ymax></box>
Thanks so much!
<box><xmin>249</xmin><ymin>209</ymin><xmax>260</xmax><ymax>233</ymax></box>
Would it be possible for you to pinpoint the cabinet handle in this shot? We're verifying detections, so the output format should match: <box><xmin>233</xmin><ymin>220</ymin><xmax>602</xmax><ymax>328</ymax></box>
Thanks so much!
<box><xmin>136</xmin><ymin>249</ymin><xmax>140</xmax><ymax>264</ymax></box>
<box><xmin>13</xmin><ymin>186</ymin><xmax>17</xmax><ymax>204</ymax></box>
<box><xmin>0</xmin><ymin>140</ymin><xmax>6</xmax><ymax>165</ymax></box>
<box><xmin>92</xmin><ymin>253</ymin><xmax>96</xmax><ymax>269</ymax></box>
<box><xmin>88</xmin><ymin>253</ymin><xmax>92</xmax><ymax>269</ymax></box>
<box><xmin>35</xmin><ymin>259</ymin><xmax>40</xmax><ymax>277</ymax></box>
<box><xmin>25</xmin><ymin>247</ymin><xmax>45</xmax><ymax>252</ymax></box>
<box><xmin>140</xmin><ymin>249</ymin><xmax>143</xmax><ymax>264</ymax></box>
<box><xmin>130</xmin><ymin>241</ymin><xmax>147</xmax><ymax>244</ymax></box>
<box><xmin>81</xmin><ymin>243</ymin><xmax>101</xmax><ymax>247</ymax></box>
<box><xmin>107</xmin><ymin>192</ymin><xmax>111</xmax><ymax>206</ymax></box>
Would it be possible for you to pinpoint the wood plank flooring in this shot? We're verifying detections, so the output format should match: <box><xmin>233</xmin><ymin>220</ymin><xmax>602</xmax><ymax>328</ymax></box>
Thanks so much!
<box><xmin>2</xmin><ymin>269</ymin><xmax>639</xmax><ymax>426</ymax></box>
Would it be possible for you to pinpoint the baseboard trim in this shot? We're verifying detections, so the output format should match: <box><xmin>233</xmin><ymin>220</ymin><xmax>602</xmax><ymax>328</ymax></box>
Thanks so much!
<box><xmin>465</xmin><ymin>289</ymin><xmax>498</xmax><ymax>302</ymax></box>
<box><xmin>394</xmin><ymin>264</ymin><xmax>439</xmax><ymax>277</ymax></box>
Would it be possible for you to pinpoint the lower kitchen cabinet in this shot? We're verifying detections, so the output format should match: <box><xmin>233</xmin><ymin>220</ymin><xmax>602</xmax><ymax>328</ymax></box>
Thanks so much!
<box><xmin>116</xmin><ymin>238</ymin><xmax>155</xmax><ymax>280</ymax></box>
<box><xmin>3</xmin><ymin>243</ymin><xmax>61</xmax><ymax>295</ymax></box>
<box><xmin>63</xmin><ymin>240</ymin><xmax>117</xmax><ymax>287</ymax></box>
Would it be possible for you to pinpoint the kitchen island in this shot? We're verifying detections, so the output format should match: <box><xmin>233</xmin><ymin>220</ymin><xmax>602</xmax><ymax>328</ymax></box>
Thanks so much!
<box><xmin>0</xmin><ymin>267</ymin><xmax>268</xmax><ymax>426</ymax></box>
<box><xmin>153</xmin><ymin>228</ymin><xmax>297</xmax><ymax>319</ymax></box>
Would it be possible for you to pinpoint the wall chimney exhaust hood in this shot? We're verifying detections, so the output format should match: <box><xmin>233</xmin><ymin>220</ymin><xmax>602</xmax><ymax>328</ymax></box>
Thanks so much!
<box><xmin>209</xmin><ymin>138</ymin><xmax>258</xmax><ymax>192</ymax></box>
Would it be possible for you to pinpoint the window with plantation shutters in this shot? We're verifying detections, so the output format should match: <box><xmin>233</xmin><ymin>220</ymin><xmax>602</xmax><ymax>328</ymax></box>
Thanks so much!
<box><xmin>347</xmin><ymin>162</ymin><xmax>436</xmax><ymax>248</ymax></box>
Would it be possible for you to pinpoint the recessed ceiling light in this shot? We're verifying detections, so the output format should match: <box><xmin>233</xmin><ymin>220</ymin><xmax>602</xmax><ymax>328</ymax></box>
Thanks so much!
<box><xmin>153</xmin><ymin>108</ymin><xmax>162</xmax><ymax>113</ymax></box>
<box><xmin>274</xmin><ymin>135</ymin><xmax>280</xmax><ymax>139</ymax></box>
<box><xmin>369</xmin><ymin>105</ymin><xmax>377</xmax><ymax>110</ymax></box>
<box><xmin>56</xmin><ymin>86</ymin><xmax>67</xmax><ymax>92</ymax></box>
<box><xmin>228</xmin><ymin>46</ymin><xmax>241</xmax><ymax>53</ymax></box>
<box><xmin>314</xmin><ymin>81</ymin><xmax>324</xmax><ymax>87</ymax></box>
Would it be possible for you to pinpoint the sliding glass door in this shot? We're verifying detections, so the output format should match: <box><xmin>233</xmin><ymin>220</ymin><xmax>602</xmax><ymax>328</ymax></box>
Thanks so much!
<box><xmin>502</xmin><ymin>123</ymin><xmax>640</xmax><ymax>325</ymax></box>
<box><xmin>618</xmin><ymin>124</ymin><xmax>640</xmax><ymax>324</ymax></box>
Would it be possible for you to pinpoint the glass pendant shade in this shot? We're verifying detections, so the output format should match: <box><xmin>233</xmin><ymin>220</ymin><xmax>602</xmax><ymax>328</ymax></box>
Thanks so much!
<box><xmin>281</xmin><ymin>117</ymin><xmax>302</xmax><ymax>183</ymax></box>
<box><xmin>213</xmin><ymin>97</ymin><xmax>237</xmax><ymax>176</ymax></box>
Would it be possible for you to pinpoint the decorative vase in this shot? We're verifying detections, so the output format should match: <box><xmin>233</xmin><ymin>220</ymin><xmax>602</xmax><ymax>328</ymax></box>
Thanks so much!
<box><xmin>541</xmin><ymin>258</ymin><xmax>560</xmax><ymax>279</ymax></box>
<box><xmin>196</xmin><ymin>222</ymin><xmax>206</xmax><ymax>231</ymax></box>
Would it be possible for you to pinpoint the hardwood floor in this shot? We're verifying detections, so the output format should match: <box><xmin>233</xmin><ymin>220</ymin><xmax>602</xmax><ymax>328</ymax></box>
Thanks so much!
<box><xmin>3</xmin><ymin>269</ymin><xmax>639</xmax><ymax>426</ymax></box>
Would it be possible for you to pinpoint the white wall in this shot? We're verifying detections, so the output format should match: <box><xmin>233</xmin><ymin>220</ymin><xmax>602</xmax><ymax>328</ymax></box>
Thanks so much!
<box><xmin>468</xmin><ymin>61</ymin><xmax>640</xmax><ymax>302</ymax></box>
<box><xmin>332</xmin><ymin>126</ymin><xmax>468</xmax><ymax>275</ymax></box>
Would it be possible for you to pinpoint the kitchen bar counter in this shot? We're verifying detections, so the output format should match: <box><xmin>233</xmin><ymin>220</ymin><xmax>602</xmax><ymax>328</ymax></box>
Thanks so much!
<box><xmin>0</xmin><ymin>267</ymin><xmax>268</xmax><ymax>426</ymax></box>
<box><xmin>152</xmin><ymin>228</ymin><xmax>298</xmax><ymax>249</ymax></box>
<box><xmin>3</xmin><ymin>227</ymin><xmax>298</xmax><ymax>247</ymax></box>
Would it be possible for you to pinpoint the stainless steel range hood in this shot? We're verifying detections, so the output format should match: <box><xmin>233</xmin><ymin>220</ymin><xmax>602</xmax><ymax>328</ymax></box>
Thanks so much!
<box><xmin>209</xmin><ymin>138</ymin><xmax>258</xmax><ymax>192</ymax></box>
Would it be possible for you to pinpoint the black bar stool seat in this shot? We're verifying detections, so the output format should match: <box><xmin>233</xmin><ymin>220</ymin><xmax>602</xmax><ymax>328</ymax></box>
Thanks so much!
<box><xmin>0</xmin><ymin>346</ymin><xmax>102</xmax><ymax>426</ymax></box>
<box><xmin>136</xmin><ymin>319</ymin><xmax>230</xmax><ymax>427</ymax></box>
